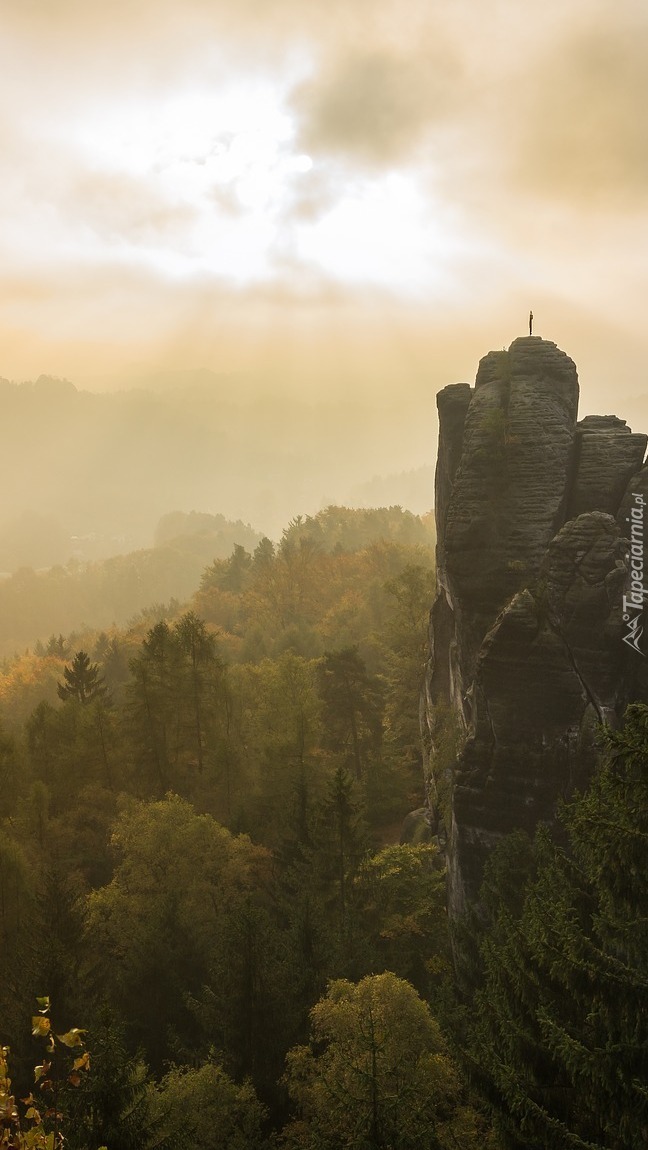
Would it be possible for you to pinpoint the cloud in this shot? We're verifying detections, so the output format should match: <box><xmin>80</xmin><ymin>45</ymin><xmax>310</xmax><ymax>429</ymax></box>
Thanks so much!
<box><xmin>507</xmin><ymin>19</ymin><xmax>648</xmax><ymax>205</ymax></box>
<box><xmin>290</xmin><ymin>47</ymin><xmax>460</xmax><ymax>167</ymax></box>
<box><xmin>63</xmin><ymin>171</ymin><xmax>198</xmax><ymax>246</ymax></box>
<box><xmin>1</xmin><ymin>0</ymin><xmax>647</xmax><ymax>417</ymax></box>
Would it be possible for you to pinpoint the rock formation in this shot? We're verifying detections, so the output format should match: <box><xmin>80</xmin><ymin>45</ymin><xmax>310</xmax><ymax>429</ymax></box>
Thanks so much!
<box><xmin>424</xmin><ymin>336</ymin><xmax>648</xmax><ymax>915</ymax></box>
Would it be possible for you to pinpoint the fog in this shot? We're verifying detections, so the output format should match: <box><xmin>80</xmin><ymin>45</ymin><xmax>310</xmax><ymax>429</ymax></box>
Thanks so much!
<box><xmin>0</xmin><ymin>0</ymin><xmax>646</xmax><ymax>576</ymax></box>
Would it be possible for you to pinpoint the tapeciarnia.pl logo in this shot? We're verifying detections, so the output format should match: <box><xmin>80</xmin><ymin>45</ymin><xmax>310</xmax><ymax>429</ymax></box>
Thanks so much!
<box><xmin>622</xmin><ymin>492</ymin><xmax>646</xmax><ymax>655</ymax></box>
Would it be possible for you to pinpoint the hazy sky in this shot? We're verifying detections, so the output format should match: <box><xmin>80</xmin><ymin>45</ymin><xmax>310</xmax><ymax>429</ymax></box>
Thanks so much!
<box><xmin>1</xmin><ymin>0</ymin><xmax>647</xmax><ymax>415</ymax></box>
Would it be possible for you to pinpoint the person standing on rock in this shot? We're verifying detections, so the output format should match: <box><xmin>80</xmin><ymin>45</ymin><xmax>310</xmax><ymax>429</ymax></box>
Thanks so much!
<box><xmin>529</xmin><ymin>310</ymin><xmax>533</xmax><ymax>335</ymax></box>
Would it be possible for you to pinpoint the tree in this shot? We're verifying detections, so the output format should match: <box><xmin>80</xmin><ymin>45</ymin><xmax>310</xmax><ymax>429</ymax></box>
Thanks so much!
<box><xmin>466</xmin><ymin>703</ymin><xmax>648</xmax><ymax>1150</ymax></box>
<box><xmin>126</xmin><ymin>622</ymin><xmax>177</xmax><ymax>795</ymax></box>
<box><xmin>353</xmin><ymin>843</ymin><xmax>450</xmax><ymax>995</ymax></box>
<box><xmin>57</xmin><ymin>651</ymin><xmax>108</xmax><ymax>706</ymax></box>
<box><xmin>381</xmin><ymin>565</ymin><xmax>435</xmax><ymax>788</ymax></box>
<box><xmin>85</xmin><ymin>795</ymin><xmax>271</xmax><ymax>1072</ymax></box>
<box><xmin>282</xmin><ymin>972</ymin><xmax>491</xmax><ymax>1150</ymax></box>
<box><xmin>0</xmin><ymin>833</ymin><xmax>36</xmax><ymax>1060</ymax></box>
<box><xmin>126</xmin><ymin>615</ymin><xmax>226</xmax><ymax>798</ymax></box>
<box><xmin>0</xmin><ymin>997</ymin><xmax>100</xmax><ymax>1150</ymax></box>
<box><xmin>63</xmin><ymin>1016</ymin><xmax>162</xmax><ymax>1150</ymax></box>
<box><xmin>151</xmin><ymin>1058</ymin><xmax>266</xmax><ymax>1150</ymax></box>
<box><xmin>316</xmin><ymin>766</ymin><xmax>368</xmax><ymax>968</ymax></box>
<box><xmin>173</xmin><ymin>612</ymin><xmax>222</xmax><ymax>775</ymax></box>
<box><xmin>231</xmin><ymin>654</ymin><xmax>323</xmax><ymax>847</ymax></box>
<box><xmin>26</xmin><ymin>694</ymin><xmax>123</xmax><ymax>809</ymax></box>
<box><xmin>317</xmin><ymin>648</ymin><xmax>383</xmax><ymax>781</ymax></box>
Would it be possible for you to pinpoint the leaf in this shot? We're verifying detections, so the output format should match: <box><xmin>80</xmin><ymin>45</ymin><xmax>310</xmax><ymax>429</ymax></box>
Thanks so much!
<box><xmin>56</xmin><ymin>1028</ymin><xmax>86</xmax><ymax>1048</ymax></box>
<box><xmin>72</xmin><ymin>1052</ymin><xmax>90</xmax><ymax>1072</ymax></box>
<box><xmin>68</xmin><ymin>1072</ymin><xmax>81</xmax><ymax>1087</ymax></box>
<box><xmin>35</xmin><ymin>997</ymin><xmax>50</xmax><ymax>1014</ymax></box>
<box><xmin>31</xmin><ymin>1017</ymin><xmax>51</xmax><ymax>1038</ymax></box>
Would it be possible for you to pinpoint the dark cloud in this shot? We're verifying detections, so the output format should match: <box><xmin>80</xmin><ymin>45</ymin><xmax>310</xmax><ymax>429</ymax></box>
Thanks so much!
<box><xmin>290</xmin><ymin>47</ymin><xmax>458</xmax><ymax>166</ymax></box>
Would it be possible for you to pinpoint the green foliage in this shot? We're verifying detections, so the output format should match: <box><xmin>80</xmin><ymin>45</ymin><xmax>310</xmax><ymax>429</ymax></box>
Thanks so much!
<box><xmin>57</xmin><ymin>652</ymin><xmax>108</xmax><ymax>706</ymax></box>
<box><xmin>317</xmin><ymin>648</ymin><xmax>383</xmax><ymax>782</ymax></box>
<box><xmin>126</xmin><ymin>614</ymin><xmax>227</xmax><ymax>800</ymax></box>
<box><xmin>0</xmin><ymin>834</ymin><xmax>36</xmax><ymax>1060</ymax></box>
<box><xmin>63</xmin><ymin>1017</ymin><xmax>162</xmax><ymax>1150</ymax></box>
<box><xmin>151</xmin><ymin>1058</ymin><xmax>266</xmax><ymax>1150</ymax></box>
<box><xmin>0</xmin><ymin>507</ymin><xmax>449</xmax><ymax>1144</ymax></box>
<box><xmin>281</xmin><ymin>972</ymin><xmax>487</xmax><ymax>1150</ymax></box>
<box><xmin>427</xmin><ymin>702</ymin><xmax>461</xmax><ymax>838</ymax></box>
<box><xmin>379</xmin><ymin>564</ymin><xmax>436</xmax><ymax>819</ymax></box>
<box><xmin>464</xmin><ymin>704</ymin><xmax>648</xmax><ymax>1149</ymax></box>
<box><xmin>354</xmin><ymin>843</ymin><xmax>450</xmax><ymax>994</ymax></box>
<box><xmin>85</xmin><ymin>795</ymin><xmax>271</xmax><ymax>1071</ymax></box>
<box><xmin>280</xmin><ymin>506</ymin><xmax>434</xmax><ymax>554</ymax></box>
<box><xmin>0</xmin><ymin>999</ymin><xmax>99</xmax><ymax>1150</ymax></box>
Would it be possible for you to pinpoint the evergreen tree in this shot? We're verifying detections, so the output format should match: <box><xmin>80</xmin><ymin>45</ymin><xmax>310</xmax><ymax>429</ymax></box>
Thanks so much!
<box><xmin>57</xmin><ymin>651</ymin><xmax>108</xmax><ymax>705</ymax></box>
<box><xmin>466</xmin><ymin>704</ymin><xmax>648</xmax><ymax>1150</ymax></box>
<box><xmin>64</xmin><ymin>1016</ymin><xmax>164</xmax><ymax>1150</ymax></box>
<box><xmin>126</xmin><ymin>622</ymin><xmax>177</xmax><ymax>795</ymax></box>
<box><xmin>317</xmin><ymin>648</ymin><xmax>383</xmax><ymax>781</ymax></box>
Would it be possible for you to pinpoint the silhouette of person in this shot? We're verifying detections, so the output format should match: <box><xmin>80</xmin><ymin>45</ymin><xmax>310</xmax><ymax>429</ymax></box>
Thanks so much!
<box><xmin>529</xmin><ymin>310</ymin><xmax>533</xmax><ymax>336</ymax></box>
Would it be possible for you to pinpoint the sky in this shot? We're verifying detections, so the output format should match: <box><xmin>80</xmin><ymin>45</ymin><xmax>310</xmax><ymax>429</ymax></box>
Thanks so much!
<box><xmin>1</xmin><ymin>0</ymin><xmax>647</xmax><ymax>420</ymax></box>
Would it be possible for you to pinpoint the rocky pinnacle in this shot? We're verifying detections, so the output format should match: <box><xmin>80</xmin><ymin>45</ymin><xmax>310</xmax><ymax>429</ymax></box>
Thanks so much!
<box><xmin>424</xmin><ymin>337</ymin><xmax>648</xmax><ymax>916</ymax></box>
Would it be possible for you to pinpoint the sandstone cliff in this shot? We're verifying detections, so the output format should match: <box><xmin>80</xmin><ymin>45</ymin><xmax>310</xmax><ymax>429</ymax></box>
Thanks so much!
<box><xmin>424</xmin><ymin>337</ymin><xmax>648</xmax><ymax>915</ymax></box>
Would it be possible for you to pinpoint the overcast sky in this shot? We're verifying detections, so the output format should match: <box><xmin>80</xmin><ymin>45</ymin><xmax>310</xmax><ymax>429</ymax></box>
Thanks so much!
<box><xmin>1</xmin><ymin>0</ymin><xmax>647</xmax><ymax>417</ymax></box>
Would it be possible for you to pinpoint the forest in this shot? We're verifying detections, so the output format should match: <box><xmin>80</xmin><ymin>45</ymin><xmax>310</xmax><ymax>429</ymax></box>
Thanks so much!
<box><xmin>0</xmin><ymin>505</ymin><xmax>646</xmax><ymax>1149</ymax></box>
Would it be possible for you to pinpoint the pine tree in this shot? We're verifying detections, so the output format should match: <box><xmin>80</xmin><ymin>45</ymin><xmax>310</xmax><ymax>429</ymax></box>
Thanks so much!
<box><xmin>317</xmin><ymin>647</ymin><xmax>383</xmax><ymax>781</ymax></box>
<box><xmin>57</xmin><ymin>651</ymin><xmax>108</xmax><ymax>705</ymax></box>
<box><xmin>466</xmin><ymin>704</ymin><xmax>648</xmax><ymax>1149</ymax></box>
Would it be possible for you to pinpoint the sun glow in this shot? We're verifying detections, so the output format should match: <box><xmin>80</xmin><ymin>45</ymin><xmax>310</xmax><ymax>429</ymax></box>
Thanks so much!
<box><xmin>44</xmin><ymin>82</ymin><xmax>460</xmax><ymax>293</ymax></box>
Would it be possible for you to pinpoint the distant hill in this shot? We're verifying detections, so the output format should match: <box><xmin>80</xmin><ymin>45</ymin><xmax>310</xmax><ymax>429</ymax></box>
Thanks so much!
<box><xmin>0</xmin><ymin>515</ymin><xmax>262</xmax><ymax>656</ymax></box>
<box><xmin>281</xmin><ymin>505</ymin><xmax>434</xmax><ymax>552</ymax></box>
<box><xmin>346</xmin><ymin>467</ymin><xmax>434</xmax><ymax>516</ymax></box>
<box><xmin>0</xmin><ymin>374</ymin><xmax>435</xmax><ymax>557</ymax></box>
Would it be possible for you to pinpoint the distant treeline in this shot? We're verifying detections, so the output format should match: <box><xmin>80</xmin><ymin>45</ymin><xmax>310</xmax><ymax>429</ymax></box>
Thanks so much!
<box><xmin>0</xmin><ymin>505</ymin><xmax>432</xmax><ymax>657</ymax></box>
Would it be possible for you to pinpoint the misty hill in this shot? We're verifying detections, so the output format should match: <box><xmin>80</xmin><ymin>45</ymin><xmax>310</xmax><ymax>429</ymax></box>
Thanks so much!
<box><xmin>347</xmin><ymin>466</ymin><xmax>434</xmax><ymax>515</ymax></box>
<box><xmin>281</xmin><ymin>505</ymin><xmax>434</xmax><ymax>552</ymax></box>
<box><xmin>0</xmin><ymin>505</ymin><xmax>431</xmax><ymax>657</ymax></box>
<box><xmin>0</xmin><ymin>513</ymin><xmax>261</xmax><ymax>656</ymax></box>
<box><xmin>0</xmin><ymin>373</ymin><xmax>435</xmax><ymax>568</ymax></box>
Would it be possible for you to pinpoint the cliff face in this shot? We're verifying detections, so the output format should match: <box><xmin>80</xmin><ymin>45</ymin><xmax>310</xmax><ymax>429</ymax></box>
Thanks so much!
<box><xmin>426</xmin><ymin>337</ymin><xmax>648</xmax><ymax>915</ymax></box>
